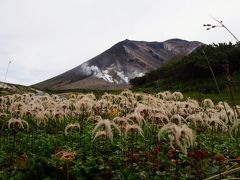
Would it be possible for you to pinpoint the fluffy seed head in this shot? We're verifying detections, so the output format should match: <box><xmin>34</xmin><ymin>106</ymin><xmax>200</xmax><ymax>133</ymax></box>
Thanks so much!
<box><xmin>125</xmin><ymin>124</ymin><xmax>144</xmax><ymax>138</ymax></box>
<box><xmin>8</xmin><ymin>118</ymin><xmax>29</xmax><ymax>131</ymax></box>
<box><xmin>158</xmin><ymin>123</ymin><xmax>195</xmax><ymax>154</ymax></box>
<box><xmin>64</xmin><ymin>122</ymin><xmax>80</xmax><ymax>136</ymax></box>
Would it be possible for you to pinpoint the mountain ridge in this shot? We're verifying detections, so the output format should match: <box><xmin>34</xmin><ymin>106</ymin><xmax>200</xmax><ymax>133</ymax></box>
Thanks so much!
<box><xmin>33</xmin><ymin>39</ymin><xmax>203</xmax><ymax>90</ymax></box>
<box><xmin>130</xmin><ymin>42</ymin><xmax>240</xmax><ymax>93</ymax></box>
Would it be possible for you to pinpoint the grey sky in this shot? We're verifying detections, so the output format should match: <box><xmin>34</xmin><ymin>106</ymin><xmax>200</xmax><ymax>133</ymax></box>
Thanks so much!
<box><xmin>0</xmin><ymin>0</ymin><xmax>239</xmax><ymax>85</ymax></box>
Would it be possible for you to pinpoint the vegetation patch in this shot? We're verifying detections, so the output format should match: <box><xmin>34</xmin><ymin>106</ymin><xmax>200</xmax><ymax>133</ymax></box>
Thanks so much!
<box><xmin>1</xmin><ymin>90</ymin><xmax>240</xmax><ymax>179</ymax></box>
<box><xmin>130</xmin><ymin>43</ymin><xmax>240</xmax><ymax>94</ymax></box>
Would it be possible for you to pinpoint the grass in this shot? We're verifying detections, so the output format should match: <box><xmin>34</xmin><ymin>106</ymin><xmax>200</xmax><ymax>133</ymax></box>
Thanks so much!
<box><xmin>131</xmin><ymin>86</ymin><xmax>240</xmax><ymax>105</ymax></box>
<box><xmin>184</xmin><ymin>91</ymin><xmax>240</xmax><ymax>105</ymax></box>
<box><xmin>0</xmin><ymin>84</ymin><xmax>36</xmax><ymax>96</ymax></box>
<box><xmin>41</xmin><ymin>87</ymin><xmax>240</xmax><ymax>106</ymax></box>
<box><xmin>44</xmin><ymin>89</ymin><xmax>124</xmax><ymax>99</ymax></box>
<box><xmin>2</xmin><ymin>83</ymin><xmax>240</xmax><ymax>106</ymax></box>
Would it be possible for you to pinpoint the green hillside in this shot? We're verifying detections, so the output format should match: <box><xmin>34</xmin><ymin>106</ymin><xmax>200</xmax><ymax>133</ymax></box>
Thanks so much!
<box><xmin>130</xmin><ymin>43</ymin><xmax>240</xmax><ymax>93</ymax></box>
<box><xmin>0</xmin><ymin>82</ymin><xmax>39</xmax><ymax>96</ymax></box>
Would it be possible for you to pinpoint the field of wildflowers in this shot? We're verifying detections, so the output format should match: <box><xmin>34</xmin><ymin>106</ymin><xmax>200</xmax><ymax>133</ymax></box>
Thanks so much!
<box><xmin>0</xmin><ymin>90</ymin><xmax>240</xmax><ymax>179</ymax></box>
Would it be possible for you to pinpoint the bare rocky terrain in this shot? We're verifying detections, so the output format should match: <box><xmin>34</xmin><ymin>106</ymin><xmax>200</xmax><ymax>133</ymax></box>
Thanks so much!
<box><xmin>33</xmin><ymin>39</ymin><xmax>202</xmax><ymax>90</ymax></box>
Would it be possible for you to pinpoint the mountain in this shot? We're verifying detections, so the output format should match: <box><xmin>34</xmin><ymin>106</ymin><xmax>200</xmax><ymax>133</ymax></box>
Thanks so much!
<box><xmin>33</xmin><ymin>39</ymin><xmax>202</xmax><ymax>90</ymax></box>
<box><xmin>130</xmin><ymin>43</ymin><xmax>240</xmax><ymax>93</ymax></box>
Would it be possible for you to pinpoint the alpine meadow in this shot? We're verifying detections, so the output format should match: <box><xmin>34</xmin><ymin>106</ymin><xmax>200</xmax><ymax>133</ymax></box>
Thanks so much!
<box><xmin>1</xmin><ymin>0</ymin><xmax>240</xmax><ymax>179</ymax></box>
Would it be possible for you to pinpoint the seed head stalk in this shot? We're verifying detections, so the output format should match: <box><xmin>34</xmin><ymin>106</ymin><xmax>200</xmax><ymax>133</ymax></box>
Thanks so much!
<box><xmin>204</xmin><ymin>17</ymin><xmax>240</xmax><ymax>121</ymax></box>
<box><xmin>202</xmin><ymin>49</ymin><xmax>231</xmax><ymax>124</ymax></box>
<box><xmin>3</xmin><ymin>61</ymin><xmax>11</xmax><ymax>88</ymax></box>
<box><xmin>204</xmin><ymin>17</ymin><xmax>239</xmax><ymax>43</ymax></box>
<box><xmin>222</xmin><ymin>64</ymin><xmax>239</xmax><ymax>118</ymax></box>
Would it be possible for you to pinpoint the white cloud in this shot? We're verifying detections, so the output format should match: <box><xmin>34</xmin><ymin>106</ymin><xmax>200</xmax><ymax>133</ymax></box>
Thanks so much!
<box><xmin>0</xmin><ymin>0</ymin><xmax>240</xmax><ymax>85</ymax></box>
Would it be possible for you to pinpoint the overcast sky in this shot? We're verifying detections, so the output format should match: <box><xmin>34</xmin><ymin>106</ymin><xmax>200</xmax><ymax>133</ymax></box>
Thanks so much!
<box><xmin>0</xmin><ymin>0</ymin><xmax>239</xmax><ymax>86</ymax></box>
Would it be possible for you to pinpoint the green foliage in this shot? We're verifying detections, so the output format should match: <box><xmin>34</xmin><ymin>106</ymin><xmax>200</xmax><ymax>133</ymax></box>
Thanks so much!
<box><xmin>1</xmin><ymin>116</ymin><xmax>240</xmax><ymax>179</ymax></box>
<box><xmin>1</xmin><ymin>95</ymin><xmax>240</xmax><ymax>179</ymax></box>
<box><xmin>130</xmin><ymin>43</ymin><xmax>240</xmax><ymax>93</ymax></box>
<box><xmin>0</xmin><ymin>84</ymin><xmax>35</xmax><ymax>96</ymax></box>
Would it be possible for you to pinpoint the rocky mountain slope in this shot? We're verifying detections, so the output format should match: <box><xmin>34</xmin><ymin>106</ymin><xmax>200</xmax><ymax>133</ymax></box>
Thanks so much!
<box><xmin>33</xmin><ymin>39</ymin><xmax>202</xmax><ymax>90</ymax></box>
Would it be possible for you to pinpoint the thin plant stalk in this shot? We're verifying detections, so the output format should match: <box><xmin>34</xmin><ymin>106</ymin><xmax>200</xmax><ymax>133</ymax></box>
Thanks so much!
<box><xmin>3</xmin><ymin>61</ymin><xmax>11</xmax><ymax>89</ymax></box>
<box><xmin>66</xmin><ymin>161</ymin><xmax>70</xmax><ymax>180</ymax></box>
<box><xmin>204</xmin><ymin>17</ymin><xmax>240</xmax><ymax>43</ymax></box>
<box><xmin>211</xmin><ymin>125</ymin><xmax>214</xmax><ymax>167</ymax></box>
<box><xmin>204</xmin><ymin>167</ymin><xmax>240</xmax><ymax>180</ymax></box>
<box><xmin>222</xmin><ymin>65</ymin><xmax>240</xmax><ymax>117</ymax></box>
<box><xmin>211</xmin><ymin>17</ymin><xmax>240</xmax><ymax>43</ymax></box>
<box><xmin>10</xmin><ymin>130</ymin><xmax>17</xmax><ymax>163</ymax></box>
<box><xmin>202</xmin><ymin>49</ymin><xmax>231</xmax><ymax>124</ymax></box>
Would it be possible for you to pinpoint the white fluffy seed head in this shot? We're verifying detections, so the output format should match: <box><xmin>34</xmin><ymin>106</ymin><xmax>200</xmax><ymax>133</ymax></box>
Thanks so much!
<box><xmin>170</xmin><ymin>114</ymin><xmax>186</xmax><ymax>126</ymax></box>
<box><xmin>8</xmin><ymin>118</ymin><xmax>29</xmax><ymax>131</ymax></box>
<box><xmin>92</xmin><ymin>131</ymin><xmax>107</xmax><ymax>142</ymax></box>
<box><xmin>92</xmin><ymin>119</ymin><xmax>120</xmax><ymax>142</ymax></box>
<box><xmin>64</xmin><ymin>122</ymin><xmax>80</xmax><ymax>136</ymax></box>
<box><xmin>125</xmin><ymin>124</ymin><xmax>144</xmax><ymax>138</ymax></box>
<box><xmin>202</xmin><ymin>98</ymin><xmax>215</xmax><ymax>109</ymax></box>
<box><xmin>230</xmin><ymin>118</ymin><xmax>240</xmax><ymax>137</ymax></box>
<box><xmin>172</xmin><ymin>92</ymin><xmax>184</xmax><ymax>101</ymax></box>
<box><xmin>158</xmin><ymin>123</ymin><xmax>195</xmax><ymax>154</ymax></box>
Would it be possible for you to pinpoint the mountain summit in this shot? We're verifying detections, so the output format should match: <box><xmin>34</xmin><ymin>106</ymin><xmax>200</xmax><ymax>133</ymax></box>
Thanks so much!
<box><xmin>33</xmin><ymin>39</ymin><xmax>202</xmax><ymax>90</ymax></box>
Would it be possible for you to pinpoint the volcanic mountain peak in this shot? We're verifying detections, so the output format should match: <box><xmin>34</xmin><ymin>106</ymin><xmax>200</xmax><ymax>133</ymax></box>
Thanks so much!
<box><xmin>33</xmin><ymin>39</ymin><xmax>203</xmax><ymax>90</ymax></box>
<box><xmin>163</xmin><ymin>38</ymin><xmax>202</xmax><ymax>55</ymax></box>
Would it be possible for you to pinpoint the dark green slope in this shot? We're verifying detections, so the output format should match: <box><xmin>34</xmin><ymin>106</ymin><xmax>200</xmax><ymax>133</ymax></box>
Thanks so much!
<box><xmin>130</xmin><ymin>43</ymin><xmax>240</xmax><ymax>93</ymax></box>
